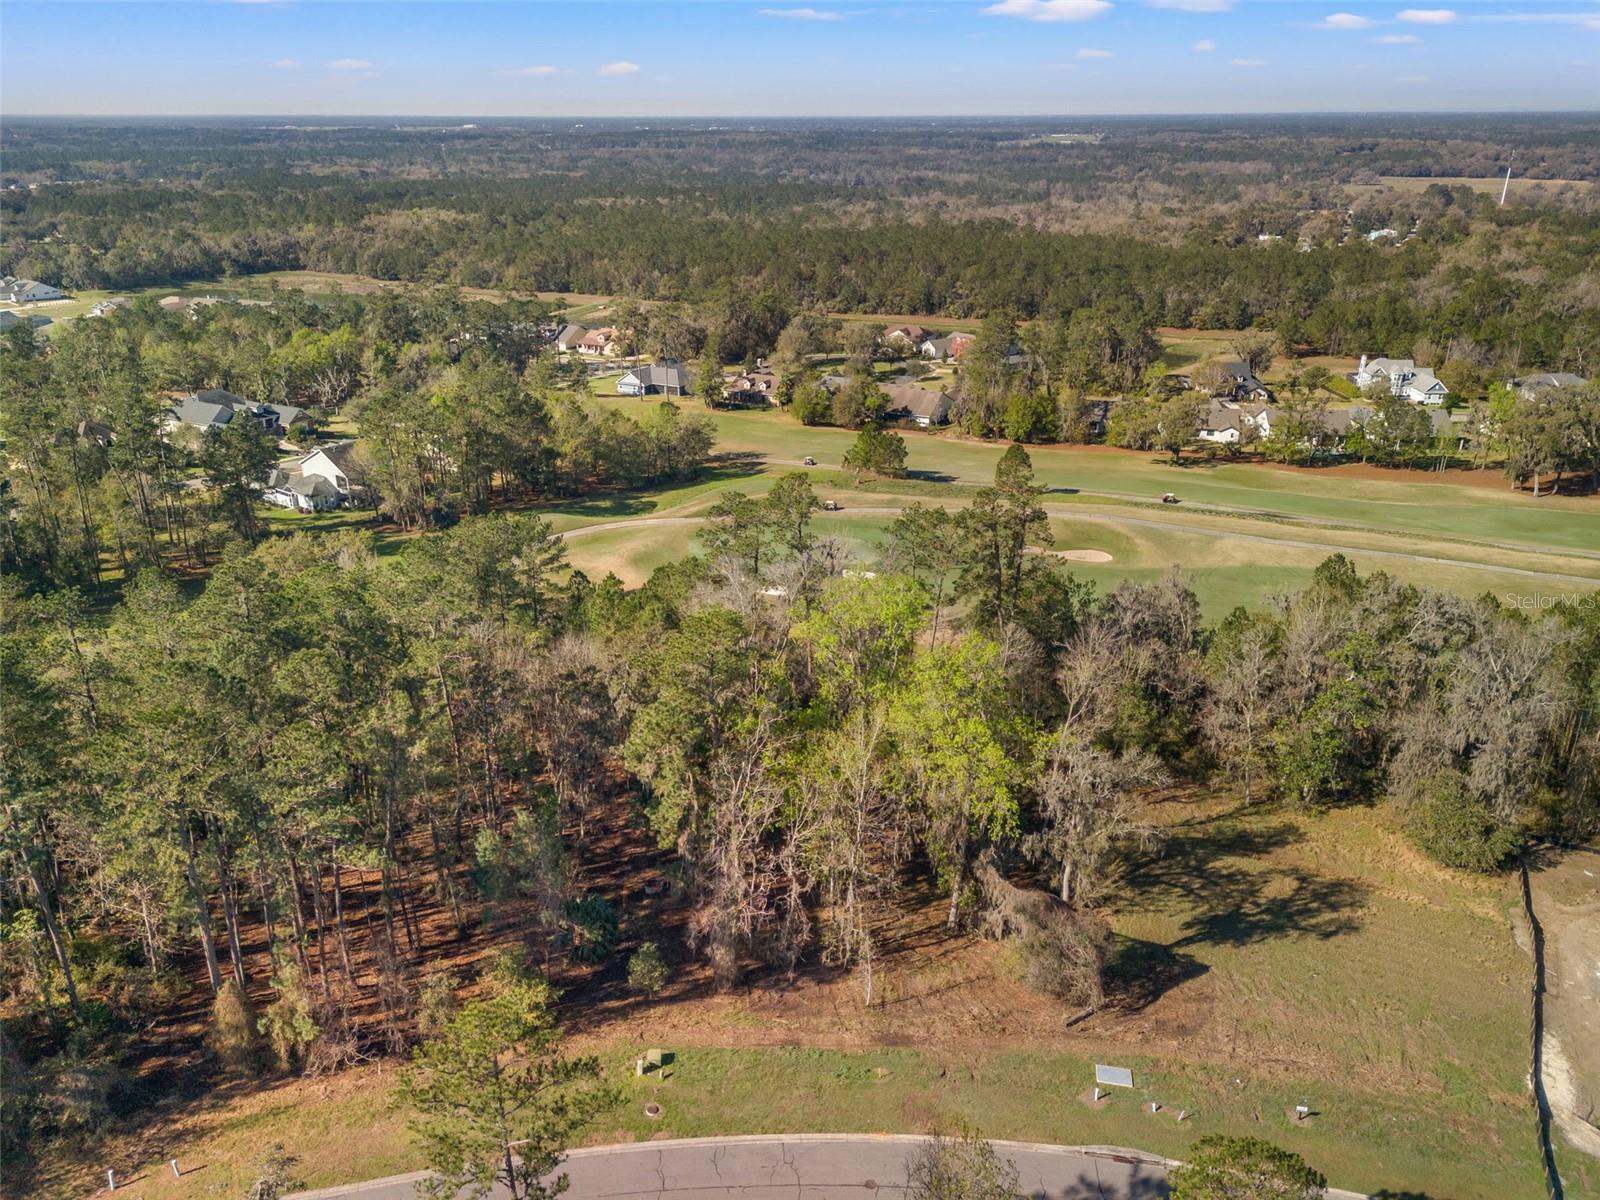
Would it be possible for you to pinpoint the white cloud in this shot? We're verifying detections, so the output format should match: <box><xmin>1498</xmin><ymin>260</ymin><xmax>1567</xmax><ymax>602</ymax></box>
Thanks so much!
<box><xmin>759</xmin><ymin>7</ymin><xmax>846</xmax><ymax>19</ymax></box>
<box><xmin>1147</xmin><ymin>0</ymin><xmax>1232</xmax><ymax>9</ymax></box>
<box><xmin>270</xmin><ymin>58</ymin><xmax>300</xmax><ymax>69</ymax></box>
<box><xmin>1585</xmin><ymin>17</ymin><xmax>1600</xmax><ymax>29</ymax></box>
<box><xmin>1315</xmin><ymin>12</ymin><xmax>1374</xmax><ymax>29</ymax></box>
<box><xmin>328</xmin><ymin>58</ymin><xmax>374</xmax><ymax>71</ymax></box>
<box><xmin>1396</xmin><ymin>8</ymin><xmax>1456</xmax><ymax>22</ymax></box>
<box><xmin>1231</xmin><ymin>56</ymin><xmax>1266</xmax><ymax>66</ymax></box>
<box><xmin>599</xmin><ymin>61</ymin><xmax>641</xmax><ymax>76</ymax></box>
<box><xmin>1371</xmin><ymin>33</ymin><xmax>1419</xmax><ymax>42</ymax></box>
<box><xmin>500</xmin><ymin>65</ymin><xmax>559</xmax><ymax>77</ymax></box>
<box><xmin>1076</xmin><ymin>47</ymin><xmax>1112</xmax><ymax>57</ymax></box>
<box><xmin>982</xmin><ymin>0</ymin><xmax>1113</xmax><ymax>23</ymax></box>
<box><xmin>1192</xmin><ymin>37</ymin><xmax>1217</xmax><ymax>50</ymax></box>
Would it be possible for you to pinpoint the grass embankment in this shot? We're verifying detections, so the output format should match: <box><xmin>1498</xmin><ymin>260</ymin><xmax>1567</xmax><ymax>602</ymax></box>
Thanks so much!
<box><xmin>44</xmin><ymin>802</ymin><xmax>1569</xmax><ymax>1200</ymax></box>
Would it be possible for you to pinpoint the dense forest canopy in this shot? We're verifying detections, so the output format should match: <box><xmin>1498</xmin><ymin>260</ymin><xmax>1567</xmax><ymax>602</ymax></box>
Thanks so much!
<box><xmin>4</xmin><ymin>116</ymin><xmax>1600</xmax><ymax>371</ymax></box>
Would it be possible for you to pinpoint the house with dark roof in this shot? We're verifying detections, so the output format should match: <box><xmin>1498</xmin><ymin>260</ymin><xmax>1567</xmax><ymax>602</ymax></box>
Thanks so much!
<box><xmin>727</xmin><ymin>369</ymin><xmax>781</xmax><ymax>406</ymax></box>
<box><xmin>879</xmin><ymin>382</ymin><xmax>954</xmax><ymax>428</ymax></box>
<box><xmin>618</xmin><ymin>360</ymin><xmax>693</xmax><ymax>397</ymax></box>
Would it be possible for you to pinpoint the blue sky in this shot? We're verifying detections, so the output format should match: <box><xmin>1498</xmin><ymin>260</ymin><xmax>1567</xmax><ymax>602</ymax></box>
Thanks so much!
<box><xmin>2</xmin><ymin>1</ymin><xmax>1598</xmax><ymax>116</ymax></box>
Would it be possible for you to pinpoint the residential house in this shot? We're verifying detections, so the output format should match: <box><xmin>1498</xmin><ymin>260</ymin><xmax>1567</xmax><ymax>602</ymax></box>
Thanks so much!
<box><xmin>87</xmin><ymin>298</ymin><xmax>130</xmax><ymax>318</ymax></box>
<box><xmin>263</xmin><ymin>469</ymin><xmax>342</xmax><ymax>512</ymax></box>
<box><xmin>1219</xmin><ymin>361</ymin><xmax>1274</xmax><ymax>403</ymax></box>
<box><xmin>1197</xmin><ymin>400</ymin><xmax>1252</xmax><ymax>445</ymax></box>
<box><xmin>0</xmin><ymin>277</ymin><xmax>64</xmax><ymax>303</ymax></box>
<box><xmin>879</xmin><ymin>382</ymin><xmax>955</xmax><ymax>428</ymax></box>
<box><xmin>726</xmin><ymin>369</ymin><xmax>781</xmax><ymax>406</ymax></box>
<box><xmin>576</xmin><ymin>327</ymin><xmax>620</xmax><ymax>357</ymax></box>
<box><xmin>301</xmin><ymin>441</ymin><xmax>368</xmax><ymax>501</ymax></box>
<box><xmin>1510</xmin><ymin>372</ymin><xmax>1588</xmax><ymax>401</ymax></box>
<box><xmin>164</xmin><ymin>389</ymin><xmax>309</xmax><ymax>438</ymax></box>
<box><xmin>554</xmin><ymin>323</ymin><xmax>590</xmax><ymax>352</ymax></box>
<box><xmin>617</xmin><ymin>359</ymin><xmax>693</xmax><ymax>397</ymax></box>
<box><xmin>1353</xmin><ymin>356</ymin><xmax>1450</xmax><ymax>406</ymax></box>
<box><xmin>882</xmin><ymin>324</ymin><xmax>929</xmax><ymax>350</ymax></box>
<box><xmin>262</xmin><ymin>441</ymin><xmax>369</xmax><ymax>511</ymax></box>
<box><xmin>919</xmin><ymin>331</ymin><xmax>977</xmax><ymax>361</ymax></box>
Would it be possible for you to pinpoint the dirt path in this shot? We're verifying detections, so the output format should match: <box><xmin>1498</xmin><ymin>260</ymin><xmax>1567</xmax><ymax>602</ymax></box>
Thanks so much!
<box><xmin>1530</xmin><ymin>848</ymin><xmax>1600</xmax><ymax>1162</ymax></box>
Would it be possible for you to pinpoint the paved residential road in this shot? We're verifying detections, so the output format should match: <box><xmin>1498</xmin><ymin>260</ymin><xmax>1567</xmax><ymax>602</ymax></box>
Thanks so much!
<box><xmin>284</xmin><ymin>1135</ymin><xmax>1175</xmax><ymax>1200</ymax></box>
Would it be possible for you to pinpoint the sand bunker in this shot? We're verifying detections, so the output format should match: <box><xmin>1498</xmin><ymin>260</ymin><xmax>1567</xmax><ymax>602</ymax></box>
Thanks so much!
<box><xmin>1053</xmin><ymin>549</ymin><xmax>1114</xmax><ymax>563</ymax></box>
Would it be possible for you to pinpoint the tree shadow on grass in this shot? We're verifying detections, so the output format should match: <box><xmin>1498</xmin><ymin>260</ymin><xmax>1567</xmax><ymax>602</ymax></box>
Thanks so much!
<box><xmin>1107</xmin><ymin>817</ymin><xmax>1368</xmax><ymax>1009</ymax></box>
<box><xmin>1104</xmin><ymin>936</ymin><xmax>1209</xmax><ymax>1014</ymax></box>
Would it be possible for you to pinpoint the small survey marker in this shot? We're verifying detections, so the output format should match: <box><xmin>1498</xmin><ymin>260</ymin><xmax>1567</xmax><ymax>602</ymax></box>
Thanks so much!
<box><xmin>1094</xmin><ymin>1064</ymin><xmax>1134</xmax><ymax>1088</ymax></box>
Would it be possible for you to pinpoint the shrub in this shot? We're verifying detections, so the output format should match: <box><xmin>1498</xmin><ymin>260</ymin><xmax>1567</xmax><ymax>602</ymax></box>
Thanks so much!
<box><xmin>906</xmin><ymin>1123</ymin><xmax>1019</xmax><ymax>1200</ymax></box>
<box><xmin>1169</xmin><ymin>1135</ymin><xmax>1325</xmax><ymax>1199</ymax></box>
<box><xmin>207</xmin><ymin>979</ymin><xmax>264</xmax><ymax>1075</ymax></box>
<box><xmin>561</xmin><ymin>896</ymin><xmax>619</xmax><ymax>964</ymax></box>
<box><xmin>246</xmin><ymin>1143</ymin><xmax>303</xmax><ymax>1200</ymax></box>
<box><xmin>416</xmin><ymin>971</ymin><xmax>461</xmax><ymax>1039</ymax></box>
<box><xmin>1408</xmin><ymin>771</ymin><xmax>1520</xmax><ymax>872</ymax></box>
<box><xmin>258</xmin><ymin>956</ymin><xmax>319</xmax><ymax>1072</ymax></box>
<box><xmin>626</xmin><ymin>942</ymin><xmax>670</xmax><ymax>999</ymax></box>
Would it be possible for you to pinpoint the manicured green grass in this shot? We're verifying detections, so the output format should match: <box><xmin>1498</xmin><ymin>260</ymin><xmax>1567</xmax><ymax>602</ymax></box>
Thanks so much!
<box><xmin>587</xmin><ymin>402</ymin><xmax>1594</xmax><ymax>554</ymax></box>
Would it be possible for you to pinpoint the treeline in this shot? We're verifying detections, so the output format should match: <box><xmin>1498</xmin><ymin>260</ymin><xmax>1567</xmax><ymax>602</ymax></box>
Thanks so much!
<box><xmin>6</xmin><ymin>172</ymin><xmax>1600</xmax><ymax>373</ymax></box>
<box><xmin>6</xmin><ymin>116</ymin><xmax>1598</xmax><ymax>192</ymax></box>
<box><xmin>4</xmin><ymin>449</ymin><xmax>1597</xmax><ymax>1160</ymax></box>
<box><xmin>0</xmin><ymin>293</ymin><xmax>718</xmax><ymax>591</ymax></box>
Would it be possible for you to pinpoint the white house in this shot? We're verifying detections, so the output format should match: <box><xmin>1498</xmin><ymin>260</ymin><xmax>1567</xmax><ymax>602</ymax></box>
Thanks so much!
<box><xmin>1402</xmin><ymin>370</ymin><xmax>1450</xmax><ymax>406</ymax></box>
<box><xmin>1354</xmin><ymin>356</ymin><xmax>1450</xmax><ymax>405</ymax></box>
<box><xmin>263</xmin><ymin>470</ymin><xmax>342</xmax><ymax>512</ymax></box>
<box><xmin>263</xmin><ymin>441</ymin><xmax>367</xmax><ymax>511</ymax></box>
<box><xmin>0</xmin><ymin>277</ymin><xmax>64</xmax><ymax>304</ymax></box>
<box><xmin>298</xmin><ymin>442</ymin><xmax>367</xmax><ymax>500</ymax></box>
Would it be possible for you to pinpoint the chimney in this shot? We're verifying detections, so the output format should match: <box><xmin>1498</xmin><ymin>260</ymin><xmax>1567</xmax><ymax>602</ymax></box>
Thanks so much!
<box><xmin>1359</xmin><ymin>353</ymin><xmax>1368</xmax><ymax>373</ymax></box>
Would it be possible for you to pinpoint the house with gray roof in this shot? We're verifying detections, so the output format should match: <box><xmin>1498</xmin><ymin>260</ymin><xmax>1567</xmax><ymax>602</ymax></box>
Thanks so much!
<box><xmin>879</xmin><ymin>382</ymin><xmax>954</xmax><ymax>428</ymax></box>
<box><xmin>164</xmin><ymin>389</ymin><xmax>309</xmax><ymax>438</ymax></box>
<box><xmin>1510</xmin><ymin>372</ymin><xmax>1588</xmax><ymax>401</ymax></box>
<box><xmin>618</xmin><ymin>359</ymin><xmax>693</xmax><ymax>397</ymax></box>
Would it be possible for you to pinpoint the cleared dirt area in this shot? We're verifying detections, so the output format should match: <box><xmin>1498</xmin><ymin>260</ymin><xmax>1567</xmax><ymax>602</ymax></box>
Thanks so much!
<box><xmin>1529</xmin><ymin>847</ymin><xmax>1600</xmax><ymax>1164</ymax></box>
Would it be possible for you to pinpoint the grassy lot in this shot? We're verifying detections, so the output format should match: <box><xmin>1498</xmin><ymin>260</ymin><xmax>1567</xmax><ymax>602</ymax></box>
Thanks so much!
<box><xmin>52</xmin><ymin>801</ymin><xmax>1582</xmax><ymax>1200</ymax></box>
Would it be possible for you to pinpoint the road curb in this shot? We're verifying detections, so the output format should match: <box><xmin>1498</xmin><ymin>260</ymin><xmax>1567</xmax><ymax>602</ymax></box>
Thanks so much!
<box><xmin>284</xmin><ymin>1133</ymin><xmax>1378</xmax><ymax>1199</ymax></box>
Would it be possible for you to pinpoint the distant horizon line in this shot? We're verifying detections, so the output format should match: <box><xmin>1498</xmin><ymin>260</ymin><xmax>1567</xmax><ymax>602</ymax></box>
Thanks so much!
<box><xmin>5</xmin><ymin>109</ymin><xmax>1599</xmax><ymax>121</ymax></box>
